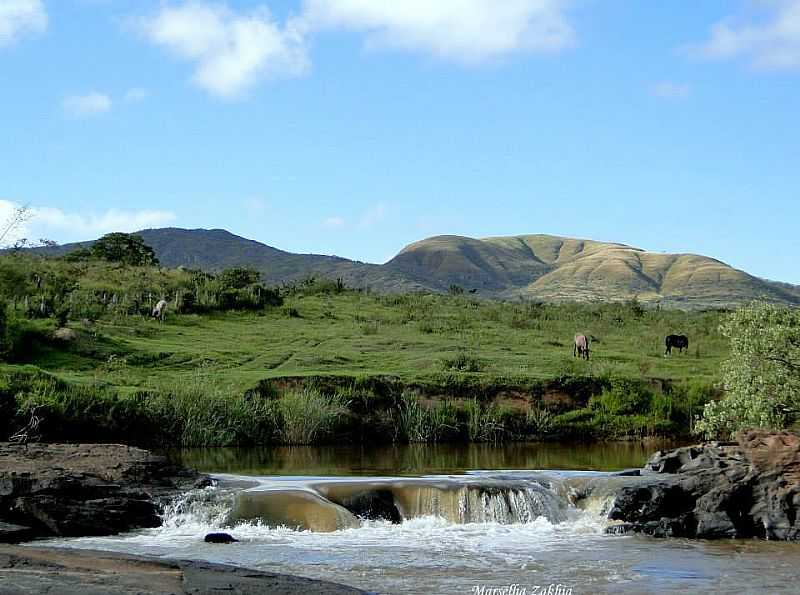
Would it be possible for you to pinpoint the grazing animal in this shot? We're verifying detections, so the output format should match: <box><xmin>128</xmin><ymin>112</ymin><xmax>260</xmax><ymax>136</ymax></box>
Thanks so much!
<box><xmin>152</xmin><ymin>299</ymin><xmax>168</xmax><ymax>323</ymax></box>
<box><xmin>573</xmin><ymin>334</ymin><xmax>590</xmax><ymax>360</ymax></box>
<box><xmin>665</xmin><ymin>334</ymin><xmax>689</xmax><ymax>355</ymax></box>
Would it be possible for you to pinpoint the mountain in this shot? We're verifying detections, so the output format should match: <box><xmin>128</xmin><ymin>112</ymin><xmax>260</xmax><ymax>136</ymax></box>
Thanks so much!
<box><xmin>390</xmin><ymin>234</ymin><xmax>800</xmax><ymax>307</ymax></box>
<box><xmin>31</xmin><ymin>229</ymin><xmax>800</xmax><ymax>308</ymax></box>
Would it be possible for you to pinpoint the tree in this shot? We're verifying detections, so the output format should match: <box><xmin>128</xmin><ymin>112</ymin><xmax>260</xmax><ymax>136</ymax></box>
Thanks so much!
<box><xmin>90</xmin><ymin>233</ymin><xmax>159</xmax><ymax>266</ymax></box>
<box><xmin>0</xmin><ymin>205</ymin><xmax>32</xmax><ymax>248</ymax></box>
<box><xmin>217</xmin><ymin>267</ymin><xmax>260</xmax><ymax>290</ymax></box>
<box><xmin>696</xmin><ymin>302</ymin><xmax>800</xmax><ymax>438</ymax></box>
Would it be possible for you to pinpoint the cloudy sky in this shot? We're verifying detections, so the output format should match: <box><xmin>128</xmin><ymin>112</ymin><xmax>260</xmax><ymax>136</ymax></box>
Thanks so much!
<box><xmin>1</xmin><ymin>0</ymin><xmax>798</xmax><ymax>282</ymax></box>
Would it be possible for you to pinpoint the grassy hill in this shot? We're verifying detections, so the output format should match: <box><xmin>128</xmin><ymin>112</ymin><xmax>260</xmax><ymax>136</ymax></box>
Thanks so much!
<box><xmin>35</xmin><ymin>228</ymin><xmax>800</xmax><ymax>307</ymax></box>
<box><xmin>390</xmin><ymin>233</ymin><xmax>798</xmax><ymax>307</ymax></box>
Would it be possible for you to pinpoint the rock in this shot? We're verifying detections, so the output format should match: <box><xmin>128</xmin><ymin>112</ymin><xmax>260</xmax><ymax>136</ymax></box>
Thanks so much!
<box><xmin>604</xmin><ymin>522</ymin><xmax>635</xmax><ymax>535</ymax></box>
<box><xmin>0</xmin><ymin>522</ymin><xmax>34</xmax><ymax>543</ymax></box>
<box><xmin>204</xmin><ymin>532</ymin><xmax>238</xmax><ymax>544</ymax></box>
<box><xmin>0</xmin><ymin>545</ymin><xmax>367</xmax><ymax>594</ymax></box>
<box><xmin>336</xmin><ymin>490</ymin><xmax>402</xmax><ymax>524</ymax></box>
<box><xmin>52</xmin><ymin>328</ymin><xmax>78</xmax><ymax>342</ymax></box>
<box><xmin>614</xmin><ymin>469</ymin><xmax>641</xmax><ymax>477</ymax></box>
<box><xmin>607</xmin><ymin>430</ymin><xmax>800</xmax><ymax>540</ymax></box>
<box><xmin>0</xmin><ymin>443</ymin><xmax>208</xmax><ymax>541</ymax></box>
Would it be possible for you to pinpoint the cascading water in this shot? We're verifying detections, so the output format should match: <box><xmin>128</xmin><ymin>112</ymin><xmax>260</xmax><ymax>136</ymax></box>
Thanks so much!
<box><xmin>219</xmin><ymin>474</ymin><xmax>578</xmax><ymax>530</ymax></box>
<box><xmin>38</xmin><ymin>469</ymin><xmax>796</xmax><ymax>594</ymax></box>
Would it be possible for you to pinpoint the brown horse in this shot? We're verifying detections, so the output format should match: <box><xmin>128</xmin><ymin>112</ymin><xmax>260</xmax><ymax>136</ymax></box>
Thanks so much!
<box><xmin>573</xmin><ymin>334</ymin><xmax>590</xmax><ymax>360</ymax></box>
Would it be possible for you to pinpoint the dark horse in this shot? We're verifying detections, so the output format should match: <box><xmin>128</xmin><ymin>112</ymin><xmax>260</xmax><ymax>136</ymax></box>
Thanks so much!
<box><xmin>665</xmin><ymin>334</ymin><xmax>689</xmax><ymax>355</ymax></box>
<box><xmin>574</xmin><ymin>334</ymin><xmax>590</xmax><ymax>360</ymax></box>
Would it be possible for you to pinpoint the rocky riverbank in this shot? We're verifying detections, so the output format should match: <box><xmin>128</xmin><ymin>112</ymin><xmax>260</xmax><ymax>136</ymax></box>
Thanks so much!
<box><xmin>605</xmin><ymin>430</ymin><xmax>800</xmax><ymax>540</ymax></box>
<box><xmin>0</xmin><ymin>545</ymin><xmax>366</xmax><ymax>594</ymax></box>
<box><xmin>0</xmin><ymin>442</ymin><xmax>209</xmax><ymax>542</ymax></box>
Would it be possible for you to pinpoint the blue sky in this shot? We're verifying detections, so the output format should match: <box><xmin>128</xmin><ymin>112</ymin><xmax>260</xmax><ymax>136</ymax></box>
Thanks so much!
<box><xmin>1</xmin><ymin>0</ymin><xmax>799</xmax><ymax>282</ymax></box>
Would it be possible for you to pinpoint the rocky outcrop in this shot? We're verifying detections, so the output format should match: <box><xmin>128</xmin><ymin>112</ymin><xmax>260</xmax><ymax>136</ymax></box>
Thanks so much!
<box><xmin>0</xmin><ymin>545</ymin><xmax>365</xmax><ymax>594</ymax></box>
<box><xmin>607</xmin><ymin>430</ymin><xmax>800</xmax><ymax>539</ymax></box>
<box><xmin>0</xmin><ymin>443</ymin><xmax>209</xmax><ymax>541</ymax></box>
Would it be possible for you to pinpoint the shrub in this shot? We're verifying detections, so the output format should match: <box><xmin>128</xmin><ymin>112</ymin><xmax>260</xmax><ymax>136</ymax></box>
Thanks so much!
<box><xmin>441</xmin><ymin>352</ymin><xmax>484</xmax><ymax>373</ymax></box>
<box><xmin>696</xmin><ymin>302</ymin><xmax>800</xmax><ymax>438</ymax></box>
<box><xmin>590</xmin><ymin>378</ymin><xmax>653</xmax><ymax>416</ymax></box>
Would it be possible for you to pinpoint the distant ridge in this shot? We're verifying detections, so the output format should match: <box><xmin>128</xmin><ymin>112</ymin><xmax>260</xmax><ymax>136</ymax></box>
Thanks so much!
<box><xmin>31</xmin><ymin>228</ymin><xmax>800</xmax><ymax>308</ymax></box>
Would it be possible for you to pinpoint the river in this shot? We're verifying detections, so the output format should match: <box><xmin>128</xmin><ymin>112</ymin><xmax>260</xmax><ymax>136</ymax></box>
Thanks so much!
<box><xmin>41</xmin><ymin>443</ymin><xmax>800</xmax><ymax>594</ymax></box>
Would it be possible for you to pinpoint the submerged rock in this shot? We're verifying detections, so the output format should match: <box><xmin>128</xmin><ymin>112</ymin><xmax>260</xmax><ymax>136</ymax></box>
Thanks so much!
<box><xmin>204</xmin><ymin>532</ymin><xmax>239</xmax><ymax>544</ymax></box>
<box><xmin>336</xmin><ymin>490</ymin><xmax>402</xmax><ymax>524</ymax></box>
<box><xmin>607</xmin><ymin>430</ymin><xmax>800</xmax><ymax>540</ymax></box>
<box><xmin>0</xmin><ymin>443</ymin><xmax>208</xmax><ymax>541</ymax></box>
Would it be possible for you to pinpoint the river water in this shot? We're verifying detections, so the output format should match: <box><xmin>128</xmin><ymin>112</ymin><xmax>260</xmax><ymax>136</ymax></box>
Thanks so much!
<box><xmin>42</xmin><ymin>443</ymin><xmax>800</xmax><ymax>594</ymax></box>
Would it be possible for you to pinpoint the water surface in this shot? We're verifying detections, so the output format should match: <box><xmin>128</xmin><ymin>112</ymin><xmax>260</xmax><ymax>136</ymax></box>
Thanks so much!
<box><xmin>45</xmin><ymin>443</ymin><xmax>799</xmax><ymax>594</ymax></box>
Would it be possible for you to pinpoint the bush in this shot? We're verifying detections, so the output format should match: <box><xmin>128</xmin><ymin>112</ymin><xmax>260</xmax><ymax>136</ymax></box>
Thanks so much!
<box><xmin>696</xmin><ymin>302</ymin><xmax>800</xmax><ymax>438</ymax></box>
<box><xmin>441</xmin><ymin>352</ymin><xmax>484</xmax><ymax>373</ymax></box>
<box><xmin>590</xmin><ymin>378</ymin><xmax>653</xmax><ymax>415</ymax></box>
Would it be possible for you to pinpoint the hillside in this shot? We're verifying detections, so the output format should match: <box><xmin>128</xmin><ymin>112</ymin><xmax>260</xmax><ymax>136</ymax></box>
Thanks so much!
<box><xmin>388</xmin><ymin>234</ymin><xmax>799</xmax><ymax>307</ymax></box>
<box><xmin>36</xmin><ymin>229</ymin><xmax>800</xmax><ymax>307</ymax></box>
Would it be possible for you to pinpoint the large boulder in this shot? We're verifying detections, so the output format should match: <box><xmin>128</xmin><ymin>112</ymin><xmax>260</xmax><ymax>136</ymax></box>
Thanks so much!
<box><xmin>0</xmin><ymin>443</ymin><xmax>209</xmax><ymax>540</ymax></box>
<box><xmin>607</xmin><ymin>430</ymin><xmax>800</xmax><ymax>540</ymax></box>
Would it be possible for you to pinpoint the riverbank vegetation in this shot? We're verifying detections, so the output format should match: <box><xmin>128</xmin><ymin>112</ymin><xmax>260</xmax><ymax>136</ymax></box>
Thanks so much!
<box><xmin>0</xmin><ymin>233</ymin><xmax>760</xmax><ymax>446</ymax></box>
<box><xmin>695</xmin><ymin>302</ymin><xmax>800</xmax><ymax>439</ymax></box>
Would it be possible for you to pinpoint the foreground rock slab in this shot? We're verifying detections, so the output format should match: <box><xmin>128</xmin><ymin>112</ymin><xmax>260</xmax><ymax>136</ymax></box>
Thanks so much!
<box><xmin>0</xmin><ymin>545</ymin><xmax>365</xmax><ymax>595</ymax></box>
<box><xmin>607</xmin><ymin>430</ymin><xmax>800</xmax><ymax>539</ymax></box>
<box><xmin>0</xmin><ymin>443</ymin><xmax>209</xmax><ymax>540</ymax></box>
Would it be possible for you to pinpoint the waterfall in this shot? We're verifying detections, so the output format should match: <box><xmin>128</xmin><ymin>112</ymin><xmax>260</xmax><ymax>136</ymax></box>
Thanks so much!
<box><xmin>162</xmin><ymin>475</ymin><xmax>589</xmax><ymax>533</ymax></box>
<box><xmin>457</xmin><ymin>486</ymin><xmax>568</xmax><ymax>524</ymax></box>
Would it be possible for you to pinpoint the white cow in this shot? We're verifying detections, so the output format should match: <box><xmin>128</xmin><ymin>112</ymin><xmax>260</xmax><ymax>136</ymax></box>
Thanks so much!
<box><xmin>152</xmin><ymin>299</ymin><xmax>168</xmax><ymax>323</ymax></box>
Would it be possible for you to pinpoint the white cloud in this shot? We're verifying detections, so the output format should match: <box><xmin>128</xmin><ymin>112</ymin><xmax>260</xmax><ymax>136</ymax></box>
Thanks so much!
<box><xmin>0</xmin><ymin>0</ymin><xmax>47</xmax><ymax>47</ymax></box>
<box><xmin>688</xmin><ymin>0</ymin><xmax>800</xmax><ymax>71</ymax></box>
<box><xmin>323</xmin><ymin>216</ymin><xmax>346</xmax><ymax>228</ymax></box>
<box><xmin>358</xmin><ymin>202</ymin><xmax>387</xmax><ymax>229</ymax></box>
<box><xmin>62</xmin><ymin>92</ymin><xmax>113</xmax><ymax>118</ymax></box>
<box><xmin>124</xmin><ymin>87</ymin><xmax>150</xmax><ymax>103</ymax></box>
<box><xmin>649</xmin><ymin>81</ymin><xmax>690</xmax><ymax>100</ymax></box>
<box><xmin>134</xmin><ymin>1</ymin><xmax>575</xmax><ymax>97</ymax></box>
<box><xmin>0</xmin><ymin>199</ymin><xmax>176</xmax><ymax>244</ymax></box>
<box><xmin>138</xmin><ymin>2</ymin><xmax>309</xmax><ymax>99</ymax></box>
<box><xmin>300</xmin><ymin>0</ymin><xmax>575</xmax><ymax>63</ymax></box>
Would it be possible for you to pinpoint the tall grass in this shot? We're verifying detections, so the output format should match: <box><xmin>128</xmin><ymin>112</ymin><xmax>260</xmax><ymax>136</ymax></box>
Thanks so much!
<box><xmin>398</xmin><ymin>392</ymin><xmax>458</xmax><ymax>443</ymax></box>
<box><xmin>463</xmin><ymin>399</ymin><xmax>507</xmax><ymax>442</ymax></box>
<box><xmin>276</xmin><ymin>388</ymin><xmax>348</xmax><ymax>445</ymax></box>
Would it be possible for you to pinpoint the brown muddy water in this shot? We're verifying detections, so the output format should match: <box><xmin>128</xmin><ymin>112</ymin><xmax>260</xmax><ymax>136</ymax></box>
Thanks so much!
<box><xmin>41</xmin><ymin>443</ymin><xmax>800</xmax><ymax>594</ymax></box>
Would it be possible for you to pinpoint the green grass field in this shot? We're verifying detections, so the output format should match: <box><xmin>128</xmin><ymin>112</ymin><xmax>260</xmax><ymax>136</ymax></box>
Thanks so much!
<box><xmin>1</xmin><ymin>286</ymin><xmax>732</xmax><ymax>446</ymax></box>
<box><xmin>21</xmin><ymin>292</ymin><xmax>726</xmax><ymax>392</ymax></box>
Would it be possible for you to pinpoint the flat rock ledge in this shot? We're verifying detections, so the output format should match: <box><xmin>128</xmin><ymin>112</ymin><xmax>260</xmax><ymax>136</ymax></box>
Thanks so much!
<box><xmin>606</xmin><ymin>430</ymin><xmax>800</xmax><ymax>539</ymax></box>
<box><xmin>0</xmin><ymin>545</ymin><xmax>366</xmax><ymax>595</ymax></box>
<box><xmin>0</xmin><ymin>443</ymin><xmax>210</xmax><ymax>541</ymax></box>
